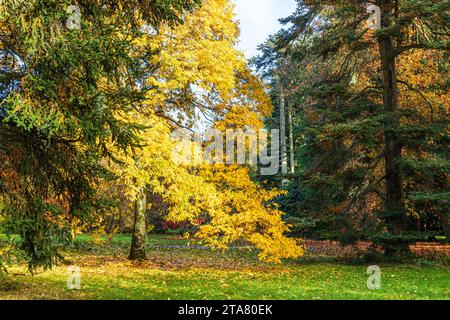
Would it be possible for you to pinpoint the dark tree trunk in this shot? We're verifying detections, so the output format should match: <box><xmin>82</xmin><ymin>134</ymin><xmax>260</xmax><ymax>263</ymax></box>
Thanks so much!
<box><xmin>128</xmin><ymin>188</ymin><xmax>147</xmax><ymax>260</ymax></box>
<box><xmin>438</xmin><ymin>211</ymin><xmax>450</xmax><ymax>243</ymax></box>
<box><xmin>377</xmin><ymin>0</ymin><xmax>405</xmax><ymax>234</ymax></box>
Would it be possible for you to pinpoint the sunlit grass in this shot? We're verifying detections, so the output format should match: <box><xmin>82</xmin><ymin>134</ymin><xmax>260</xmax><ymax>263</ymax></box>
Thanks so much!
<box><xmin>1</xmin><ymin>234</ymin><xmax>449</xmax><ymax>300</ymax></box>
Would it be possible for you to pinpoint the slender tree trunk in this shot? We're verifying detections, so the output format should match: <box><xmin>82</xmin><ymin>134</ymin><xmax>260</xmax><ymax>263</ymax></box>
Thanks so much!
<box><xmin>377</xmin><ymin>0</ymin><xmax>405</xmax><ymax>234</ymax></box>
<box><xmin>129</xmin><ymin>188</ymin><xmax>147</xmax><ymax>260</ymax></box>
<box><xmin>288</xmin><ymin>100</ymin><xmax>295</xmax><ymax>175</ymax></box>
<box><xmin>280</xmin><ymin>80</ymin><xmax>287</xmax><ymax>176</ymax></box>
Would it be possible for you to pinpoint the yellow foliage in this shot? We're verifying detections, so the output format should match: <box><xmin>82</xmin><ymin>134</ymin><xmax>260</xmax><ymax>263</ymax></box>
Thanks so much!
<box><xmin>101</xmin><ymin>0</ymin><xmax>303</xmax><ymax>263</ymax></box>
<box><xmin>195</xmin><ymin>164</ymin><xmax>303</xmax><ymax>263</ymax></box>
<box><xmin>142</xmin><ymin>0</ymin><xmax>244</xmax><ymax>109</ymax></box>
<box><xmin>397</xmin><ymin>49</ymin><xmax>449</xmax><ymax>118</ymax></box>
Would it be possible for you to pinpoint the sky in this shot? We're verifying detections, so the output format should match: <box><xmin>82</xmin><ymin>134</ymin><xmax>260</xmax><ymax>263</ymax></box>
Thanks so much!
<box><xmin>233</xmin><ymin>0</ymin><xmax>297</xmax><ymax>59</ymax></box>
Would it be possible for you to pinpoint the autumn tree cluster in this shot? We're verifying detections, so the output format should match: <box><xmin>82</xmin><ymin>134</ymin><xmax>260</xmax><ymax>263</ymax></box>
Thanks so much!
<box><xmin>254</xmin><ymin>0</ymin><xmax>449</xmax><ymax>254</ymax></box>
<box><xmin>0</xmin><ymin>0</ymin><xmax>303</xmax><ymax>271</ymax></box>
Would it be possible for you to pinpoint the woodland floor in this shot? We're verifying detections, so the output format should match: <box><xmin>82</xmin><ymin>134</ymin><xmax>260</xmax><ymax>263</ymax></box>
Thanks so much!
<box><xmin>0</xmin><ymin>234</ymin><xmax>449</xmax><ymax>300</ymax></box>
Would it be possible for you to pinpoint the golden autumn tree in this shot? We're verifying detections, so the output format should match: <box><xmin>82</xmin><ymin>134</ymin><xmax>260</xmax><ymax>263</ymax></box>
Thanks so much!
<box><xmin>102</xmin><ymin>0</ymin><xmax>303</xmax><ymax>262</ymax></box>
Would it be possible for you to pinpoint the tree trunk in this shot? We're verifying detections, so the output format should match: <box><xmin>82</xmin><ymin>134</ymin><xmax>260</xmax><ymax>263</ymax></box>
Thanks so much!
<box><xmin>280</xmin><ymin>80</ymin><xmax>287</xmax><ymax>176</ymax></box>
<box><xmin>288</xmin><ymin>100</ymin><xmax>295</xmax><ymax>175</ymax></box>
<box><xmin>377</xmin><ymin>0</ymin><xmax>405</xmax><ymax>234</ymax></box>
<box><xmin>438</xmin><ymin>211</ymin><xmax>450</xmax><ymax>243</ymax></box>
<box><xmin>129</xmin><ymin>188</ymin><xmax>147</xmax><ymax>260</ymax></box>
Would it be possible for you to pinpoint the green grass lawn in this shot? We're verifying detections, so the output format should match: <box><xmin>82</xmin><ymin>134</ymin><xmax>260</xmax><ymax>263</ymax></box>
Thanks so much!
<box><xmin>1</xmin><ymin>234</ymin><xmax>449</xmax><ymax>300</ymax></box>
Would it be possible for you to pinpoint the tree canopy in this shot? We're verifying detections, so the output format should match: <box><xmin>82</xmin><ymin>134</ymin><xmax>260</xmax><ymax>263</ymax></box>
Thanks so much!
<box><xmin>253</xmin><ymin>0</ymin><xmax>449</xmax><ymax>252</ymax></box>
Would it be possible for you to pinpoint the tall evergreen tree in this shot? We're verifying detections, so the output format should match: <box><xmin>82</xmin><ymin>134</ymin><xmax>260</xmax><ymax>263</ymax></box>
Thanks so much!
<box><xmin>0</xmin><ymin>0</ymin><xmax>199</xmax><ymax>270</ymax></box>
<box><xmin>255</xmin><ymin>0</ymin><xmax>449</xmax><ymax>251</ymax></box>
